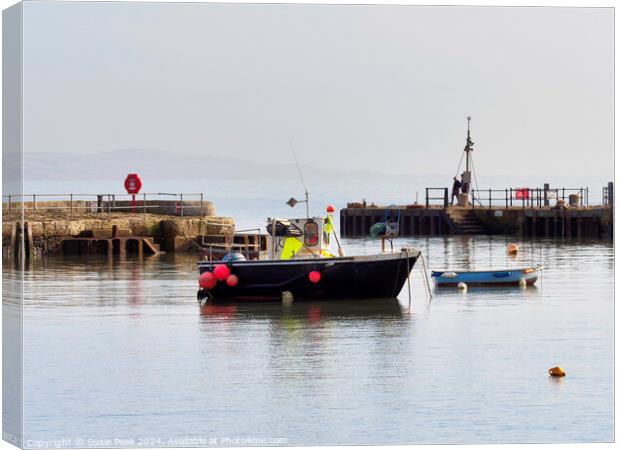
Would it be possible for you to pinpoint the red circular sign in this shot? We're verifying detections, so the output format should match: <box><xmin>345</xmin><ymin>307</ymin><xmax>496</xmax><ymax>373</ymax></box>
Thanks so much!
<box><xmin>124</xmin><ymin>173</ymin><xmax>142</xmax><ymax>194</ymax></box>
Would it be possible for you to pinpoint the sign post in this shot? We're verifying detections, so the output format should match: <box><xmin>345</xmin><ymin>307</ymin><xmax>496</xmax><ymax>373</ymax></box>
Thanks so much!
<box><xmin>124</xmin><ymin>173</ymin><xmax>143</xmax><ymax>213</ymax></box>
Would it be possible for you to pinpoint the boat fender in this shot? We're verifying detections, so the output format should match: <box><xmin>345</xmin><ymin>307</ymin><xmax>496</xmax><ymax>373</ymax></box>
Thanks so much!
<box><xmin>282</xmin><ymin>291</ymin><xmax>294</xmax><ymax>303</ymax></box>
<box><xmin>507</xmin><ymin>243</ymin><xmax>519</xmax><ymax>255</ymax></box>
<box><xmin>214</xmin><ymin>264</ymin><xmax>231</xmax><ymax>281</ymax></box>
<box><xmin>226</xmin><ymin>274</ymin><xmax>239</xmax><ymax>287</ymax></box>
<box><xmin>457</xmin><ymin>282</ymin><xmax>467</xmax><ymax>290</ymax></box>
<box><xmin>198</xmin><ymin>271</ymin><xmax>217</xmax><ymax>290</ymax></box>
<box><xmin>519</xmin><ymin>278</ymin><xmax>527</xmax><ymax>288</ymax></box>
<box><xmin>442</xmin><ymin>272</ymin><xmax>458</xmax><ymax>278</ymax></box>
<box><xmin>308</xmin><ymin>271</ymin><xmax>321</xmax><ymax>283</ymax></box>
<box><xmin>549</xmin><ymin>366</ymin><xmax>566</xmax><ymax>377</ymax></box>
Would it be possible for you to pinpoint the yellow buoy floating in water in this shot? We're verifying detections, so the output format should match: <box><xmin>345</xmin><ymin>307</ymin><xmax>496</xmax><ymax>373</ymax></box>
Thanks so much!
<box><xmin>507</xmin><ymin>243</ymin><xmax>519</xmax><ymax>255</ymax></box>
<box><xmin>519</xmin><ymin>278</ymin><xmax>527</xmax><ymax>288</ymax></box>
<box><xmin>548</xmin><ymin>366</ymin><xmax>566</xmax><ymax>377</ymax></box>
<box><xmin>457</xmin><ymin>282</ymin><xmax>467</xmax><ymax>291</ymax></box>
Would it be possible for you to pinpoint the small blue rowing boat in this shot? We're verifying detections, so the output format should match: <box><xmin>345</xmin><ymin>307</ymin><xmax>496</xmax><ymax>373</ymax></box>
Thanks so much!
<box><xmin>431</xmin><ymin>264</ymin><xmax>543</xmax><ymax>287</ymax></box>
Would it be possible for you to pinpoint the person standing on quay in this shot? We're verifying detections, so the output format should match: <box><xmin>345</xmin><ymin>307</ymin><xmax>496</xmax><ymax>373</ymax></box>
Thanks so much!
<box><xmin>451</xmin><ymin>176</ymin><xmax>462</xmax><ymax>205</ymax></box>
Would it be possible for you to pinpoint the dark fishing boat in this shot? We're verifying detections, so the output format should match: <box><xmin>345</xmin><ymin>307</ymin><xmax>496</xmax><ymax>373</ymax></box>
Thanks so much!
<box><xmin>197</xmin><ymin>208</ymin><xmax>420</xmax><ymax>303</ymax></box>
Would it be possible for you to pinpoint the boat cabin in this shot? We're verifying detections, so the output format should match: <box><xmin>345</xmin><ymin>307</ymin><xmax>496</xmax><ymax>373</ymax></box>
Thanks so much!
<box><xmin>266</xmin><ymin>216</ymin><xmax>334</xmax><ymax>260</ymax></box>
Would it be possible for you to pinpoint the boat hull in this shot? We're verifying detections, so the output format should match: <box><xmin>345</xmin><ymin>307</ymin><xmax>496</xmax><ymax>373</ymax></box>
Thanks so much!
<box><xmin>431</xmin><ymin>265</ymin><xmax>543</xmax><ymax>287</ymax></box>
<box><xmin>197</xmin><ymin>250</ymin><xmax>420</xmax><ymax>302</ymax></box>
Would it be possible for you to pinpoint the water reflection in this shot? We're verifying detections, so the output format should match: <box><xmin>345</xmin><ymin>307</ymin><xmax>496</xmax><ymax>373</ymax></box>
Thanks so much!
<box><xmin>200</xmin><ymin>298</ymin><xmax>403</xmax><ymax>321</ymax></box>
<box><xmin>4</xmin><ymin>236</ymin><xmax>614</xmax><ymax>445</ymax></box>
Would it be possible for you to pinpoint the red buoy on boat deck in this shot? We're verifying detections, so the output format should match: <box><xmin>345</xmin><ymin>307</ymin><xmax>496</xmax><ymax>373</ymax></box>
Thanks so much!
<box><xmin>226</xmin><ymin>274</ymin><xmax>239</xmax><ymax>287</ymax></box>
<box><xmin>309</xmin><ymin>271</ymin><xmax>321</xmax><ymax>283</ymax></box>
<box><xmin>199</xmin><ymin>272</ymin><xmax>217</xmax><ymax>290</ymax></box>
<box><xmin>214</xmin><ymin>264</ymin><xmax>231</xmax><ymax>281</ymax></box>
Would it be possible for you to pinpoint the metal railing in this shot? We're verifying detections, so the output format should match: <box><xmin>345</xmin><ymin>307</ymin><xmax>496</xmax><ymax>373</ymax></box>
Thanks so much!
<box><xmin>470</xmin><ymin>187</ymin><xmax>589</xmax><ymax>209</ymax></box>
<box><xmin>2</xmin><ymin>192</ymin><xmax>207</xmax><ymax>221</ymax></box>
<box><xmin>201</xmin><ymin>226</ymin><xmax>265</xmax><ymax>262</ymax></box>
<box><xmin>425</xmin><ymin>187</ymin><xmax>449</xmax><ymax>208</ymax></box>
<box><xmin>603</xmin><ymin>182</ymin><xmax>614</xmax><ymax>206</ymax></box>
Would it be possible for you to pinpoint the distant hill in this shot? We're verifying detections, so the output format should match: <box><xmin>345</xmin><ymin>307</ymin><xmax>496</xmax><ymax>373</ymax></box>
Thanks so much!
<box><xmin>17</xmin><ymin>149</ymin><xmax>421</xmax><ymax>182</ymax></box>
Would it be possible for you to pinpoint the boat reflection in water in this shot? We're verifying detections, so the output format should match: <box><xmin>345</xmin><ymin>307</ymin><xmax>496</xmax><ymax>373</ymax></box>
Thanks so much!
<box><xmin>199</xmin><ymin>298</ymin><xmax>405</xmax><ymax>323</ymax></box>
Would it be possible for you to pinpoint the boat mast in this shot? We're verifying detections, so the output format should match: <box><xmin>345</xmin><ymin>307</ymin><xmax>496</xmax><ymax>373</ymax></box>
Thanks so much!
<box><xmin>462</xmin><ymin>116</ymin><xmax>474</xmax><ymax>194</ymax></box>
<box><xmin>465</xmin><ymin>116</ymin><xmax>472</xmax><ymax>173</ymax></box>
<box><xmin>304</xmin><ymin>190</ymin><xmax>309</xmax><ymax>218</ymax></box>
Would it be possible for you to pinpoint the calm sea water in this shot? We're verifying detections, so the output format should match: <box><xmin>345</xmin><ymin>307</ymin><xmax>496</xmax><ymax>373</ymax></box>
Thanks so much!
<box><xmin>8</xmin><ymin>232</ymin><xmax>614</xmax><ymax>446</ymax></box>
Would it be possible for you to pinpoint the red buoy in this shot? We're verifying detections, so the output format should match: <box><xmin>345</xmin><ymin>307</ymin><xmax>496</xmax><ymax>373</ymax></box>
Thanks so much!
<box><xmin>198</xmin><ymin>271</ymin><xmax>217</xmax><ymax>290</ymax></box>
<box><xmin>326</xmin><ymin>204</ymin><xmax>335</xmax><ymax>213</ymax></box>
<box><xmin>226</xmin><ymin>274</ymin><xmax>239</xmax><ymax>287</ymax></box>
<box><xmin>308</xmin><ymin>270</ymin><xmax>321</xmax><ymax>283</ymax></box>
<box><xmin>213</xmin><ymin>264</ymin><xmax>231</xmax><ymax>281</ymax></box>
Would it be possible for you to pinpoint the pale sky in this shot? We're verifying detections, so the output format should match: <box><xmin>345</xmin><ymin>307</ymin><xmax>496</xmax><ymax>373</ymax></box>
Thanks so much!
<box><xmin>21</xmin><ymin>2</ymin><xmax>613</xmax><ymax>176</ymax></box>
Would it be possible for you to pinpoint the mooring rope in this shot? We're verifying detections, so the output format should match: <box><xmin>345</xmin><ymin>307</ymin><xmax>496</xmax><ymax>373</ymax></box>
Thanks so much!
<box><xmin>405</xmin><ymin>249</ymin><xmax>412</xmax><ymax>307</ymax></box>
<box><xmin>419</xmin><ymin>253</ymin><xmax>433</xmax><ymax>299</ymax></box>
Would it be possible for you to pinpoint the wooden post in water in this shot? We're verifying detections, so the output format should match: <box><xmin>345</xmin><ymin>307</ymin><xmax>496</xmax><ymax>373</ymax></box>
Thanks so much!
<box><xmin>9</xmin><ymin>222</ymin><xmax>16</xmax><ymax>259</ymax></box>
<box><xmin>25</xmin><ymin>222</ymin><xmax>34</xmax><ymax>261</ymax></box>
<box><xmin>119</xmin><ymin>239</ymin><xmax>126</xmax><ymax>260</ymax></box>
<box><xmin>15</xmin><ymin>222</ymin><xmax>23</xmax><ymax>261</ymax></box>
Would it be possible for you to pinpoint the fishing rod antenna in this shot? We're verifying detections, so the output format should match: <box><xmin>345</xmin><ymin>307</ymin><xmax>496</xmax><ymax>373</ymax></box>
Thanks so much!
<box><xmin>287</xmin><ymin>140</ymin><xmax>310</xmax><ymax>219</ymax></box>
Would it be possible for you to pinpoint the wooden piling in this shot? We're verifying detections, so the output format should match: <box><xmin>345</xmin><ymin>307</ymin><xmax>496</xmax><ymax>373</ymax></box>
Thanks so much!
<box><xmin>118</xmin><ymin>239</ymin><xmax>126</xmax><ymax>259</ymax></box>
<box><xmin>9</xmin><ymin>222</ymin><xmax>17</xmax><ymax>258</ymax></box>
<box><xmin>25</xmin><ymin>222</ymin><xmax>34</xmax><ymax>260</ymax></box>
